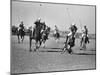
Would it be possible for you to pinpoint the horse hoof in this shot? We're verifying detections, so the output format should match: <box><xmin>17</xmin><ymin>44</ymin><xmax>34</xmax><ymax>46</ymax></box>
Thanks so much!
<box><xmin>61</xmin><ymin>48</ymin><xmax>66</xmax><ymax>54</ymax></box>
<box><xmin>34</xmin><ymin>49</ymin><xmax>36</xmax><ymax>52</ymax></box>
<box><xmin>80</xmin><ymin>48</ymin><xmax>83</xmax><ymax>50</ymax></box>
<box><xmin>68</xmin><ymin>50</ymin><xmax>73</xmax><ymax>54</ymax></box>
<box><xmin>69</xmin><ymin>52</ymin><xmax>73</xmax><ymax>55</ymax></box>
<box><xmin>62</xmin><ymin>48</ymin><xmax>65</xmax><ymax>51</ymax></box>
<box><xmin>61</xmin><ymin>51</ymin><xmax>64</xmax><ymax>54</ymax></box>
<box><xmin>30</xmin><ymin>49</ymin><xmax>32</xmax><ymax>52</ymax></box>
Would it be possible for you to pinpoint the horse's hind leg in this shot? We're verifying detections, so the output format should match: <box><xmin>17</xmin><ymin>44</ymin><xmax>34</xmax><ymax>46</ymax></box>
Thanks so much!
<box><xmin>21</xmin><ymin>35</ymin><xmax>23</xmax><ymax>42</ymax></box>
<box><xmin>39</xmin><ymin>39</ymin><xmax>42</xmax><ymax>47</ymax></box>
<box><xmin>22</xmin><ymin>36</ymin><xmax>24</xmax><ymax>42</ymax></box>
<box><xmin>17</xmin><ymin>35</ymin><xmax>20</xmax><ymax>43</ymax></box>
<box><xmin>68</xmin><ymin>46</ymin><xmax>73</xmax><ymax>54</ymax></box>
<box><xmin>80</xmin><ymin>38</ymin><xmax>83</xmax><ymax>50</ymax></box>
<box><xmin>83</xmin><ymin>42</ymin><xmax>86</xmax><ymax>50</ymax></box>
<box><xmin>34</xmin><ymin>42</ymin><xmax>38</xmax><ymax>52</ymax></box>
<box><xmin>61</xmin><ymin>43</ymin><xmax>67</xmax><ymax>54</ymax></box>
<box><xmin>29</xmin><ymin>38</ymin><xmax>32</xmax><ymax>52</ymax></box>
<box><xmin>42</xmin><ymin>40</ymin><xmax>46</xmax><ymax>48</ymax></box>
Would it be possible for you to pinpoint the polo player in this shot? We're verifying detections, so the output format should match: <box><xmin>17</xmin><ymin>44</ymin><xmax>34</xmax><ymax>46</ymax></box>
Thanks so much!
<box><xmin>80</xmin><ymin>26</ymin><xmax>89</xmax><ymax>50</ymax></box>
<box><xmin>18</xmin><ymin>21</ymin><xmax>25</xmax><ymax>31</ymax></box>
<box><xmin>54</xmin><ymin>25</ymin><xmax>60</xmax><ymax>42</ymax></box>
<box><xmin>54</xmin><ymin>25</ymin><xmax>59</xmax><ymax>34</ymax></box>
<box><xmin>66</xmin><ymin>23</ymin><xmax>77</xmax><ymax>46</ymax></box>
<box><xmin>33</xmin><ymin>18</ymin><xmax>42</xmax><ymax>37</ymax></box>
<box><xmin>81</xmin><ymin>26</ymin><xmax>88</xmax><ymax>38</ymax></box>
<box><xmin>34</xmin><ymin>18</ymin><xmax>41</xmax><ymax>28</ymax></box>
<box><xmin>62</xmin><ymin>22</ymin><xmax>77</xmax><ymax>54</ymax></box>
<box><xmin>17</xmin><ymin>21</ymin><xmax>25</xmax><ymax>43</ymax></box>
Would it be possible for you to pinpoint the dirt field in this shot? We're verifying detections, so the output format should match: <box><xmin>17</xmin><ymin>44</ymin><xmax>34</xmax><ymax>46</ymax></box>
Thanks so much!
<box><xmin>11</xmin><ymin>35</ymin><xmax>96</xmax><ymax>74</ymax></box>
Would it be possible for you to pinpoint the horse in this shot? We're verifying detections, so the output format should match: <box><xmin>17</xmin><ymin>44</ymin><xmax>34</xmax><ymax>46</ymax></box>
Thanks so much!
<box><xmin>62</xmin><ymin>34</ymin><xmax>75</xmax><ymax>54</ymax></box>
<box><xmin>46</xmin><ymin>27</ymin><xmax>50</xmax><ymax>39</ymax></box>
<box><xmin>29</xmin><ymin>23</ymin><xmax>43</xmax><ymax>52</ymax></box>
<box><xmin>40</xmin><ymin>26</ymin><xmax>50</xmax><ymax>47</ymax></box>
<box><xmin>80</xmin><ymin>34</ymin><xmax>89</xmax><ymax>50</ymax></box>
<box><xmin>17</xmin><ymin>27</ymin><xmax>25</xmax><ymax>43</ymax></box>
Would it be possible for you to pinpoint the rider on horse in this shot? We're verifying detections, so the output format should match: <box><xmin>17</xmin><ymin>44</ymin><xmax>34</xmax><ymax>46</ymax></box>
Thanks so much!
<box><xmin>81</xmin><ymin>26</ymin><xmax>88</xmax><ymax>38</ymax></box>
<box><xmin>45</xmin><ymin>26</ymin><xmax>50</xmax><ymax>39</ymax></box>
<box><xmin>65</xmin><ymin>22</ymin><xmax>77</xmax><ymax>47</ymax></box>
<box><xmin>17</xmin><ymin>21</ymin><xmax>25</xmax><ymax>43</ymax></box>
<box><xmin>80</xmin><ymin>26</ymin><xmax>89</xmax><ymax>50</ymax></box>
<box><xmin>41</xmin><ymin>21</ymin><xmax>46</xmax><ymax>32</ymax></box>
<box><xmin>41</xmin><ymin>21</ymin><xmax>47</xmax><ymax>38</ymax></box>
<box><xmin>81</xmin><ymin>25</ymin><xmax>89</xmax><ymax>43</ymax></box>
<box><xmin>53</xmin><ymin>25</ymin><xmax>60</xmax><ymax>42</ymax></box>
<box><xmin>18</xmin><ymin>21</ymin><xmax>25</xmax><ymax>35</ymax></box>
<box><xmin>34</xmin><ymin>18</ymin><xmax>41</xmax><ymax>28</ymax></box>
<box><xmin>32</xmin><ymin>18</ymin><xmax>42</xmax><ymax>37</ymax></box>
<box><xmin>18</xmin><ymin>21</ymin><xmax>25</xmax><ymax>31</ymax></box>
<box><xmin>54</xmin><ymin>25</ymin><xmax>59</xmax><ymax>34</ymax></box>
<box><xmin>62</xmin><ymin>22</ymin><xmax>77</xmax><ymax>54</ymax></box>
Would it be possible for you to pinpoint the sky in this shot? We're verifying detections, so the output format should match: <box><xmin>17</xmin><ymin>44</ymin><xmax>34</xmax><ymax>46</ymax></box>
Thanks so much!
<box><xmin>11</xmin><ymin>1</ymin><xmax>96</xmax><ymax>34</ymax></box>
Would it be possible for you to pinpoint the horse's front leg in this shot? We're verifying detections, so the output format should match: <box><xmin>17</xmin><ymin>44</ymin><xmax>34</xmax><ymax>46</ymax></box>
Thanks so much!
<box><xmin>42</xmin><ymin>40</ymin><xmax>46</xmax><ymax>48</ymax></box>
<box><xmin>39</xmin><ymin>39</ymin><xmax>42</xmax><ymax>47</ymax></box>
<box><xmin>80</xmin><ymin>37</ymin><xmax>83</xmax><ymax>46</ymax></box>
<box><xmin>61</xmin><ymin>42</ymin><xmax>68</xmax><ymax>54</ymax></box>
<box><xmin>80</xmin><ymin>38</ymin><xmax>84</xmax><ymax>50</ymax></box>
<box><xmin>68</xmin><ymin>45</ymin><xmax>73</xmax><ymax>54</ymax></box>
<box><xmin>17</xmin><ymin>34</ymin><xmax>20</xmax><ymax>43</ymax></box>
<box><xmin>82</xmin><ymin>42</ymin><xmax>86</xmax><ymax>50</ymax></box>
<box><xmin>29</xmin><ymin>37</ymin><xmax>32</xmax><ymax>52</ymax></box>
<box><xmin>20</xmin><ymin>35</ymin><xmax>23</xmax><ymax>42</ymax></box>
<box><xmin>61</xmin><ymin>36</ymin><xmax>68</xmax><ymax>54</ymax></box>
<box><xmin>22</xmin><ymin>35</ymin><xmax>24</xmax><ymax>42</ymax></box>
<box><xmin>34</xmin><ymin>41</ymin><xmax>38</xmax><ymax>52</ymax></box>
